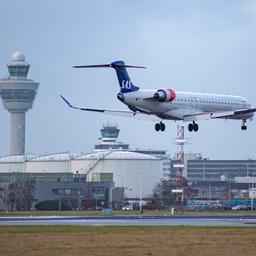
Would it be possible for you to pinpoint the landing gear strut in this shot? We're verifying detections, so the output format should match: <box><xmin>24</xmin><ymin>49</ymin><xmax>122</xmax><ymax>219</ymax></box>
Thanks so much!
<box><xmin>188</xmin><ymin>121</ymin><xmax>199</xmax><ymax>132</ymax></box>
<box><xmin>241</xmin><ymin>119</ymin><xmax>247</xmax><ymax>130</ymax></box>
<box><xmin>155</xmin><ymin>122</ymin><xmax>165</xmax><ymax>132</ymax></box>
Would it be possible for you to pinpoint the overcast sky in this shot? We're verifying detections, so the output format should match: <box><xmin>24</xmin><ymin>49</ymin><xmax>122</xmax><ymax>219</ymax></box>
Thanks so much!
<box><xmin>0</xmin><ymin>0</ymin><xmax>256</xmax><ymax>159</ymax></box>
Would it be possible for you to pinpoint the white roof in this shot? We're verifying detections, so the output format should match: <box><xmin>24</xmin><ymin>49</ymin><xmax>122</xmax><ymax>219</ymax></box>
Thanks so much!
<box><xmin>75</xmin><ymin>150</ymin><xmax>158</xmax><ymax>160</ymax></box>
<box><xmin>0</xmin><ymin>155</ymin><xmax>36</xmax><ymax>163</ymax></box>
<box><xmin>29</xmin><ymin>153</ymin><xmax>78</xmax><ymax>161</ymax></box>
<box><xmin>0</xmin><ymin>151</ymin><xmax>159</xmax><ymax>163</ymax></box>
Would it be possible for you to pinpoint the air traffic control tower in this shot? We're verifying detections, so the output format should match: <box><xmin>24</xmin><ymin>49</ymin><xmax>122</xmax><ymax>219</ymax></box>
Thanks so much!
<box><xmin>0</xmin><ymin>52</ymin><xmax>39</xmax><ymax>155</ymax></box>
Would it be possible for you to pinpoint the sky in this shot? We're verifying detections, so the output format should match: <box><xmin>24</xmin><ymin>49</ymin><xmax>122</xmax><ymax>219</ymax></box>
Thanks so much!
<box><xmin>0</xmin><ymin>0</ymin><xmax>256</xmax><ymax>159</ymax></box>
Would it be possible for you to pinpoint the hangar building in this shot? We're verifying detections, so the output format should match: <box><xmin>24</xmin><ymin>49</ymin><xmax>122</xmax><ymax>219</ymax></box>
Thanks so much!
<box><xmin>0</xmin><ymin>151</ymin><xmax>162</xmax><ymax>199</ymax></box>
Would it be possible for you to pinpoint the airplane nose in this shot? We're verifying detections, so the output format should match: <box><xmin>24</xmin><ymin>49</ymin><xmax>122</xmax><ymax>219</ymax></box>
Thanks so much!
<box><xmin>117</xmin><ymin>92</ymin><xmax>125</xmax><ymax>102</ymax></box>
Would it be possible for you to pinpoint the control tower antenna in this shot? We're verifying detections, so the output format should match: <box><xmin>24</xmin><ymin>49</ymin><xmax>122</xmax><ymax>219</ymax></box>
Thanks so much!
<box><xmin>0</xmin><ymin>52</ymin><xmax>39</xmax><ymax>155</ymax></box>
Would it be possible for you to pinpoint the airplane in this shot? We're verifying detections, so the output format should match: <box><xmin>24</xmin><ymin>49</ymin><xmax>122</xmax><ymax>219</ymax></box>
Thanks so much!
<box><xmin>61</xmin><ymin>60</ymin><xmax>256</xmax><ymax>132</ymax></box>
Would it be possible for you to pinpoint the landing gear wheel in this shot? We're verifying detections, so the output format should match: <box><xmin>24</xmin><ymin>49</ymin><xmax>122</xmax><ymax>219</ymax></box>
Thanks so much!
<box><xmin>160</xmin><ymin>122</ymin><xmax>165</xmax><ymax>131</ymax></box>
<box><xmin>188</xmin><ymin>122</ymin><xmax>199</xmax><ymax>132</ymax></box>
<box><xmin>155</xmin><ymin>123</ymin><xmax>160</xmax><ymax>131</ymax></box>
<box><xmin>188</xmin><ymin>123</ymin><xmax>194</xmax><ymax>132</ymax></box>
<box><xmin>241</xmin><ymin>119</ymin><xmax>247</xmax><ymax>131</ymax></box>
<box><xmin>194</xmin><ymin>123</ymin><xmax>199</xmax><ymax>132</ymax></box>
<box><xmin>155</xmin><ymin>122</ymin><xmax>166</xmax><ymax>132</ymax></box>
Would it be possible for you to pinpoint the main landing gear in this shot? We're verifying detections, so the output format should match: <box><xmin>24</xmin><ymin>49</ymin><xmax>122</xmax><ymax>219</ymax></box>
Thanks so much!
<box><xmin>155</xmin><ymin>122</ymin><xmax>165</xmax><ymax>132</ymax></box>
<box><xmin>188</xmin><ymin>121</ymin><xmax>199</xmax><ymax>132</ymax></box>
<box><xmin>241</xmin><ymin>119</ymin><xmax>247</xmax><ymax>130</ymax></box>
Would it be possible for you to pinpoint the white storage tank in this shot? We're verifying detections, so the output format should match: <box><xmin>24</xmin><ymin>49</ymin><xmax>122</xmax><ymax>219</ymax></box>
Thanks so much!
<box><xmin>71</xmin><ymin>151</ymin><xmax>162</xmax><ymax>199</ymax></box>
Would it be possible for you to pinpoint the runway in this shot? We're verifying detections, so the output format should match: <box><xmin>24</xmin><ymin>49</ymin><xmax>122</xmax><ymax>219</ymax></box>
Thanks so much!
<box><xmin>1</xmin><ymin>215</ymin><xmax>256</xmax><ymax>226</ymax></box>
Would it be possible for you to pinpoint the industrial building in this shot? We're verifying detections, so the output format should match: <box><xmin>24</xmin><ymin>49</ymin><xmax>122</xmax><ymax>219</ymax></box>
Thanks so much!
<box><xmin>0</xmin><ymin>177</ymin><xmax>119</xmax><ymax>211</ymax></box>
<box><xmin>0</xmin><ymin>151</ymin><xmax>162</xmax><ymax>200</ymax></box>
<box><xmin>186</xmin><ymin>159</ymin><xmax>256</xmax><ymax>182</ymax></box>
<box><xmin>174</xmin><ymin>158</ymin><xmax>256</xmax><ymax>202</ymax></box>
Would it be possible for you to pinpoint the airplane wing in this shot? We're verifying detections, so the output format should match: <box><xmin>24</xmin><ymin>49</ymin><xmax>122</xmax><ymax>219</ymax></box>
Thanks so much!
<box><xmin>233</xmin><ymin>108</ymin><xmax>256</xmax><ymax>115</ymax></box>
<box><xmin>183</xmin><ymin>108</ymin><xmax>256</xmax><ymax>122</ymax></box>
<box><xmin>60</xmin><ymin>95</ymin><xmax>163</xmax><ymax>122</ymax></box>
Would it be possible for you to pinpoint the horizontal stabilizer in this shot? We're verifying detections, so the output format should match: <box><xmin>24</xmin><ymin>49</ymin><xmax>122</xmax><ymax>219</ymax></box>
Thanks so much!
<box><xmin>73</xmin><ymin>63</ymin><xmax>146</xmax><ymax>69</ymax></box>
<box><xmin>73</xmin><ymin>60</ymin><xmax>144</xmax><ymax>93</ymax></box>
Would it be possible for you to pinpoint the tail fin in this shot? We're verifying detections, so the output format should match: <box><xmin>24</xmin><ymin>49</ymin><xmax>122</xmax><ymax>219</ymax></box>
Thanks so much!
<box><xmin>73</xmin><ymin>60</ymin><xmax>145</xmax><ymax>93</ymax></box>
<box><xmin>111</xmin><ymin>61</ymin><xmax>139</xmax><ymax>93</ymax></box>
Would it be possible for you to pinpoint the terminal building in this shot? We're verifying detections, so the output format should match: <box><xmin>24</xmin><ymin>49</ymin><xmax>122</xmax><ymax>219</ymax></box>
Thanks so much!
<box><xmin>171</xmin><ymin>158</ymin><xmax>256</xmax><ymax>201</ymax></box>
<box><xmin>187</xmin><ymin>159</ymin><xmax>256</xmax><ymax>182</ymax></box>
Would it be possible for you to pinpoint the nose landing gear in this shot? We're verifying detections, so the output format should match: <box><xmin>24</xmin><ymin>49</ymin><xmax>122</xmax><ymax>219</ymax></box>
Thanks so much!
<box><xmin>155</xmin><ymin>122</ymin><xmax>165</xmax><ymax>132</ymax></box>
<box><xmin>241</xmin><ymin>119</ymin><xmax>247</xmax><ymax>130</ymax></box>
<box><xmin>188</xmin><ymin>121</ymin><xmax>199</xmax><ymax>132</ymax></box>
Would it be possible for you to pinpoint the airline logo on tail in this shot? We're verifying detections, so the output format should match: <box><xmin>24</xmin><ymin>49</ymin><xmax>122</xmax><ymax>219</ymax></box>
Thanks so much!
<box><xmin>121</xmin><ymin>80</ymin><xmax>132</xmax><ymax>90</ymax></box>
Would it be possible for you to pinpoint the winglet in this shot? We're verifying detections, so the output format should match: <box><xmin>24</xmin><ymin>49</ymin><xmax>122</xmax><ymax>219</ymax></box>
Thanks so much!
<box><xmin>60</xmin><ymin>95</ymin><xmax>75</xmax><ymax>109</ymax></box>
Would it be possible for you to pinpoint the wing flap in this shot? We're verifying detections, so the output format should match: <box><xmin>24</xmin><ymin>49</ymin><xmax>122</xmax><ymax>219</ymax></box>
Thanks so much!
<box><xmin>234</xmin><ymin>108</ymin><xmax>256</xmax><ymax>115</ymax></box>
<box><xmin>184</xmin><ymin>108</ymin><xmax>256</xmax><ymax>122</ymax></box>
<box><xmin>184</xmin><ymin>111</ymin><xmax>235</xmax><ymax>121</ymax></box>
<box><xmin>183</xmin><ymin>113</ymin><xmax>212</xmax><ymax>121</ymax></box>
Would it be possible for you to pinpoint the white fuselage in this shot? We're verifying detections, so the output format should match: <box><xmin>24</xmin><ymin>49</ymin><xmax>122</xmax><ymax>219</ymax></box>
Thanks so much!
<box><xmin>122</xmin><ymin>89</ymin><xmax>253</xmax><ymax>121</ymax></box>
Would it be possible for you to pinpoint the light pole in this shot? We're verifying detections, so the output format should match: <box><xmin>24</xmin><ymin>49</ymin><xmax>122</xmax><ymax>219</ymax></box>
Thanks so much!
<box><xmin>139</xmin><ymin>172</ymin><xmax>142</xmax><ymax>213</ymax></box>
<box><xmin>247</xmin><ymin>163</ymin><xmax>251</xmax><ymax>204</ymax></box>
<box><xmin>116</xmin><ymin>175</ymin><xmax>124</xmax><ymax>209</ymax></box>
<box><xmin>221</xmin><ymin>173</ymin><xmax>232</xmax><ymax>206</ymax></box>
<box><xmin>208</xmin><ymin>180</ymin><xmax>211</xmax><ymax>200</ymax></box>
<box><xmin>77</xmin><ymin>190</ymin><xmax>82</xmax><ymax>210</ymax></box>
<box><xmin>251</xmin><ymin>184</ymin><xmax>253</xmax><ymax>211</ymax></box>
<box><xmin>229</xmin><ymin>179</ymin><xmax>231</xmax><ymax>202</ymax></box>
<box><xmin>251</xmin><ymin>172</ymin><xmax>256</xmax><ymax>211</ymax></box>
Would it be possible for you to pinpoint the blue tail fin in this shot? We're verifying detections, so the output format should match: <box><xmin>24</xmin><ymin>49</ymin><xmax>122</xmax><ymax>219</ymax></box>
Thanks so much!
<box><xmin>111</xmin><ymin>61</ymin><xmax>140</xmax><ymax>93</ymax></box>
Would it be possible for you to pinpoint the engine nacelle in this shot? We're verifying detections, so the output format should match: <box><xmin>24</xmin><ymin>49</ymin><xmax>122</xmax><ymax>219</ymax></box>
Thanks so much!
<box><xmin>153</xmin><ymin>88</ymin><xmax>176</xmax><ymax>102</ymax></box>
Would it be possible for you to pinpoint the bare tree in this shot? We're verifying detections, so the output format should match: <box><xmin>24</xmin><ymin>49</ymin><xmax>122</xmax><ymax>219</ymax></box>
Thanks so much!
<box><xmin>7</xmin><ymin>179</ymin><xmax>35</xmax><ymax>211</ymax></box>
<box><xmin>149</xmin><ymin>177</ymin><xmax>192</xmax><ymax>210</ymax></box>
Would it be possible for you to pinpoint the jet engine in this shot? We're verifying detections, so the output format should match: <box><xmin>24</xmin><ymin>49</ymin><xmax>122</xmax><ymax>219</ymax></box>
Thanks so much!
<box><xmin>153</xmin><ymin>88</ymin><xmax>176</xmax><ymax>102</ymax></box>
